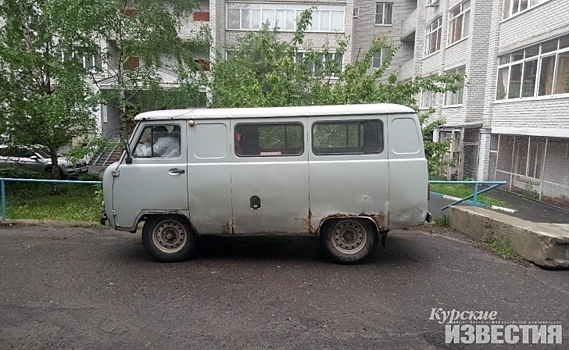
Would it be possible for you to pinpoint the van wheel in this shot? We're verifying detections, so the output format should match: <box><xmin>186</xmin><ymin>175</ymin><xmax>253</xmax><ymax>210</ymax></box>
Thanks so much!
<box><xmin>142</xmin><ymin>215</ymin><xmax>197</xmax><ymax>262</ymax></box>
<box><xmin>320</xmin><ymin>219</ymin><xmax>378</xmax><ymax>264</ymax></box>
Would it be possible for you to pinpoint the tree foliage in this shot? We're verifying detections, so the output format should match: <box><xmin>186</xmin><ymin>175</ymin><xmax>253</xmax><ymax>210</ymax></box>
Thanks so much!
<box><xmin>0</xmin><ymin>0</ymin><xmax>98</xmax><ymax>179</ymax></box>
<box><xmin>75</xmin><ymin>0</ymin><xmax>208</xmax><ymax>139</ymax></box>
<box><xmin>0</xmin><ymin>0</ymin><xmax>212</xmax><ymax>179</ymax></box>
<box><xmin>207</xmin><ymin>10</ymin><xmax>462</xmax><ymax>174</ymax></box>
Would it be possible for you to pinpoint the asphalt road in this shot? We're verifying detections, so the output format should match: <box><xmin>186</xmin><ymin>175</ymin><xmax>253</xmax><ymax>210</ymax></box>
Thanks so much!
<box><xmin>0</xmin><ymin>225</ymin><xmax>568</xmax><ymax>350</ymax></box>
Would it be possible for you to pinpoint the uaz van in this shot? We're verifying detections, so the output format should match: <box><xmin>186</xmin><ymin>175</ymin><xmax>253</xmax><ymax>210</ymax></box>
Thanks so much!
<box><xmin>100</xmin><ymin>103</ymin><xmax>430</xmax><ymax>264</ymax></box>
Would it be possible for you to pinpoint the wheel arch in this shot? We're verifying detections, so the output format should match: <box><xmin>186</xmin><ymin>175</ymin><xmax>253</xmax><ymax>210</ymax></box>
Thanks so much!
<box><xmin>317</xmin><ymin>215</ymin><xmax>383</xmax><ymax>237</ymax></box>
<box><xmin>132</xmin><ymin>211</ymin><xmax>198</xmax><ymax>235</ymax></box>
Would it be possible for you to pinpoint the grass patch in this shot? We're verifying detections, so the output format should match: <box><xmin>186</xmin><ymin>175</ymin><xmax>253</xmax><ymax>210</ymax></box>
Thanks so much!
<box><xmin>434</xmin><ymin>214</ymin><xmax>450</xmax><ymax>227</ymax></box>
<box><xmin>3</xmin><ymin>182</ymin><xmax>101</xmax><ymax>222</ymax></box>
<box><xmin>430</xmin><ymin>182</ymin><xmax>509</xmax><ymax>208</ymax></box>
<box><xmin>484</xmin><ymin>235</ymin><xmax>523</xmax><ymax>262</ymax></box>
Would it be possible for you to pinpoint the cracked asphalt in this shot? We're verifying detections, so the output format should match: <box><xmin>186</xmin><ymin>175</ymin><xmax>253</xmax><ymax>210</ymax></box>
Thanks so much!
<box><xmin>0</xmin><ymin>225</ymin><xmax>567</xmax><ymax>349</ymax></box>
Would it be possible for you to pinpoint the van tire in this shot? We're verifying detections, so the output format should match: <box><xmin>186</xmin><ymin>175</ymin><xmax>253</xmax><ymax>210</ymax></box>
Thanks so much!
<box><xmin>142</xmin><ymin>215</ymin><xmax>197</xmax><ymax>262</ymax></box>
<box><xmin>320</xmin><ymin>219</ymin><xmax>378</xmax><ymax>264</ymax></box>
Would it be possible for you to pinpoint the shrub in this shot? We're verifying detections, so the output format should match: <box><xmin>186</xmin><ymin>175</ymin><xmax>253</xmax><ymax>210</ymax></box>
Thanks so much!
<box><xmin>78</xmin><ymin>173</ymin><xmax>102</xmax><ymax>182</ymax></box>
<box><xmin>0</xmin><ymin>168</ymin><xmax>51</xmax><ymax>179</ymax></box>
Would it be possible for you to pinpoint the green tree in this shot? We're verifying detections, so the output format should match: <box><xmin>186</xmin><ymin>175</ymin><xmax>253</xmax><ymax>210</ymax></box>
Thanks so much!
<box><xmin>74</xmin><ymin>0</ymin><xmax>209</xmax><ymax>139</ymax></box>
<box><xmin>0</xmin><ymin>0</ymin><xmax>98</xmax><ymax>179</ymax></box>
<box><xmin>208</xmin><ymin>10</ymin><xmax>462</xmax><ymax>174</ymax></box>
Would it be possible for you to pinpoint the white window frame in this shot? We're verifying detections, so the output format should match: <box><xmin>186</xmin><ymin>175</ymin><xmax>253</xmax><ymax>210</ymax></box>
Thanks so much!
<box><xmin>420</xmin><ymin>90</ymin><xmax>437</xmax><ymax>109</ymax></box>
<box><xmin>61</xmin><ymin>52</ymin><xmax>102</xmax><ymax>72</ymax></box>
<box><xmin>424</xmin><ymin>17</ymin><xmax>442</xmax><ymax>56</ymax></box>
<box><xmin>372</xmin><ymin>48</ymin><xmax>391</xmax><ymax>68</ymax></box>
<box><xmin>448</xmin><ymin>1</ymin><xmax>470</xmax><ymax>46</ymax></box>
<box><xmin>226</xmin><ymin>3</ymin><xmax>345</xmax><ymax>32</ymax></box>
<box><xmin>502</xmin><ymin>0</ymin><xmax>550</xmax><ymax>20</ymax></box>
<box><xmin>375</xmin><ymin>3</ymin><xmax>393</xmax><ymax>25</ymax></box>
<box><xmin>496</xmin><ymin>34</ymin><xmax>569</xmax><ymax>101</ymax></box>
<box><xmin>294</xmin><ymin>51</ymin><xmax>344</xmax><ymax>78</ymax></box>
<box><xmin>444</xmin><ymin>66</ymin><xmax>466</xmax><ymax>106</ymax></box>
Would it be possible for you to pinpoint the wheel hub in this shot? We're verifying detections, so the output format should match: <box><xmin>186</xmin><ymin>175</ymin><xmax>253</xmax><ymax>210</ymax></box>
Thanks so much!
<box><xmin>153</xmin><ymin>221</ymin><xmax>187</xmax><ymax>253</ymax></box>
<box><xmin>332</xmin><ymin>220</ymin><xmax>367</xmax><ymax>254</ymax></box>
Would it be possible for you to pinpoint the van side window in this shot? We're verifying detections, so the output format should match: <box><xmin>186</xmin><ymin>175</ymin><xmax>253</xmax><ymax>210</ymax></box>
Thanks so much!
<box><xmin>234</xmin><ymin>123</ymin><xmax>303</xmax><ymax>157</ymax></box>
<box><xmin>312</xmin><ymin>120</ymin><xmax>384</xmax><ymax>155</ymax></box>
<box><xmin>133</xmin><ymin>124</ymin><xmax>181</xmax><ymax>158</ymax></box>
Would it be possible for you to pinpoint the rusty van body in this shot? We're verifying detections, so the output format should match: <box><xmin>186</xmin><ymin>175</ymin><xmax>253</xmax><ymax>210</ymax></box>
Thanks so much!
<box><xmin>101</xmin><ymin>103</ymin><xmax>430</xmax><ymax>263</ymax></box>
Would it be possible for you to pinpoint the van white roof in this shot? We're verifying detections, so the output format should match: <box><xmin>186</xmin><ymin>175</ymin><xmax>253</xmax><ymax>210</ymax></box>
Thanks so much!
<box><xmin>133</xmin><ymin>103</ymin><xmax>415</xmax><ymax>121</ymax></box>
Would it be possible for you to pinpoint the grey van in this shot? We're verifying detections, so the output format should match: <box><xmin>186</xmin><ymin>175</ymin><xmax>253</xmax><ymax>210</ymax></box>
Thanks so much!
<box><xmin>101</xmin><ymin>104</ymin><xmax>430</xmax><ymax>264</ymax></box>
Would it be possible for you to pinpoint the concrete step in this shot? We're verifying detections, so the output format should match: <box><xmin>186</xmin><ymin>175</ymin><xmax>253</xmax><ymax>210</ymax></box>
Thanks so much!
<box><xmin>450</xmin><ymin>206</ymin><xmax>569</xmax><ymax>269</ymax></box>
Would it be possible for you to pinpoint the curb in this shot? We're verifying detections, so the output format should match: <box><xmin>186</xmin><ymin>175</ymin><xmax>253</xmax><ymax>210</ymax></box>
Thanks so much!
<box><xmin>449</xmin><ymin>206</ymin><xmax>569</xmax><ymax>269</ymax></box>
<box><xmin>0</xmin><ymin>219</ymin><xmax>103</xmax><ymax>229</ymax></box>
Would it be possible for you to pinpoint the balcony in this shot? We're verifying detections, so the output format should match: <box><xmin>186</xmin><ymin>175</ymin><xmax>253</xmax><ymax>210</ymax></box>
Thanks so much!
<box><xmin>399</xmin><ymin>58</ymin><xmax>416</xmax><ymax>81</ymax></box>
<box><xmin>401</xmin><ymin>8</ymin><xmax>417</xmax><ymax>42</ymax></box>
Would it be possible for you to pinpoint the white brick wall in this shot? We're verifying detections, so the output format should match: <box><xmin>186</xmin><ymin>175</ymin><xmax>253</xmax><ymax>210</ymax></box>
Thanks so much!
<box><xmin>492</xmin><ymin>98</ymin><xmax>569</xmax><ymax>130</ymax></box>
<box><xmin>444</xmin><ymin>40</ymin><xmax>468</xmax><ymax>69</ymax></box>
<box><xmin>499</xmin><ymin>0</ymin><xmax>568</xmax><ymax>53</ymax></box>
<box><xmin>352</xmin><ymin>0</ymin><xmax>415</xmax><ymax>76</ymax></box>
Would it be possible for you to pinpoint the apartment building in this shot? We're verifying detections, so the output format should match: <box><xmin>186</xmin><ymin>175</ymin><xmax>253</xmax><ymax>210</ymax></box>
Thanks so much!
<box><xmin>406</xmin><ymin>0</ymin><xmax>569</xmax><ymax>204</ymax></box>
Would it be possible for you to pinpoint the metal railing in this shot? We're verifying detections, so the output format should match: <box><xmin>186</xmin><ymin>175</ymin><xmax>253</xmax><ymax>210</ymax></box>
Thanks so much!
<box><xmin>429</xmin><ymin>180</ymin><xmax>507</xmax><ymax>212</ymax></box>
<box><xmin>0</xmin><ymin>178</ymin><xmax>102</xmax><ymax>221</ymax></box>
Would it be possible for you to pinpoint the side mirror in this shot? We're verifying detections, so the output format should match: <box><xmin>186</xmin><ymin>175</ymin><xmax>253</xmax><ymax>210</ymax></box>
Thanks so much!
<box><xmin>30</xmin><ymin>155</ymin><xmax>39</xmax><ymax>161</ymax></box>
<box><xmin>123</xmin><ymin>140</ymin><xmax>133</xmax><ymax>165</ymax></box>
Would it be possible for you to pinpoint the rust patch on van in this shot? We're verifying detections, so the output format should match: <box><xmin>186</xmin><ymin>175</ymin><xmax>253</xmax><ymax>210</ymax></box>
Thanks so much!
<box><xmin>304</xmin><ymin>208</ymin><xmax>313</xmax><ymax>234</ymax></box>
<box><xmin>222</xmin><ymin>221</ymin><xmax>235</xmax><ymax>234</ymax></box>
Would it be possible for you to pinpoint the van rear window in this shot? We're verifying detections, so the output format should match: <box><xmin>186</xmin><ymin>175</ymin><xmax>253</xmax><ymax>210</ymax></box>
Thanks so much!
<box><xmin>234</xmin><ymin>123</ymin><xmax>303</xmax><ymax>157</ymax></box>
<box><xmin>312</xmin><ymin>120</ymin><xmax>384</xmax><ymax>155</ymax></box>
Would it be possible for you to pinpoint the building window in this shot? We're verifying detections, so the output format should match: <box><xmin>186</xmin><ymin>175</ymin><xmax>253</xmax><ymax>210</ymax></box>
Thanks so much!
<box><xmin>353</xmin><ymin>8</ymin><xmax>360</xmax><ymax>18</ymax></box>
<box><xmin>444</xmin><ymin>67</ymin><xmax>466</xmax><ymax>106</ymax></box>
<box><xmin>312</xmin><ymin>120</ymin><xmax>384</xmax><ymax>155</ymax></box>
<box><xmin>375</xmin><ymin>3</ymin><xmax>393</xmax><ymax>25</ymax></box>
<box><xmin>425</xmin><ymin>17</ymin><xmax>442</xmax><ymax>56</ymax></box>
<box><xmin>503</xmin><ymin>0</ymin><xmax>550</xmax><ymax>20</ymax></box>
<box><xmin>496</xmin><ymin>34</ymin><xmax>569</xmax><ymax>100</ymax></box>
<box><xmin>448</xmin><ymin>1</ymin><xmax>470</xmax><ymax>45</ymax></box>
<box><xmin>420</xmin><ymin>90</ymin><xmax>437</xmax><ymax>109</ymax></box>
<box><xmin>294</xmin><ymin>51</ymin><xmax>343</xmax><ymax>78</ymax></box>
<box><xmin>227</xmin><ymin>3</ymin><xmax>345</xmax><ymax>32</ymax></box>
<box><xmin>62</xmin><ymin>53</ymin><xmax>102</xmax><ymax>71</ymax></box>
<box><xmin>234</xmin><ymin>123</ymin><xmax>304</xmax><ymax>157</ymax></box>
<box><xmin>372</xmin><ymin>48</ymin><xmax>391</xmax><ymax>68</ymax></box>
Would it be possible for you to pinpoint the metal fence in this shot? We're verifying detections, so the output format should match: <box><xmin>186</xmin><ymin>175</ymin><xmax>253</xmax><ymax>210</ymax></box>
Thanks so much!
<box><xmin>429</xmin><ymin>180</ymin><xmax>507</xmax><ymax>212</ymax></box>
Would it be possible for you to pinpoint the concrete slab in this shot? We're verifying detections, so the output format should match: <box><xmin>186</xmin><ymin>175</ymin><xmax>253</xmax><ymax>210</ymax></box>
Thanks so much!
<box><xmin>449</xmin><ymin>206</ymin><xmax>569</xmax><ymax>269</ymax></box>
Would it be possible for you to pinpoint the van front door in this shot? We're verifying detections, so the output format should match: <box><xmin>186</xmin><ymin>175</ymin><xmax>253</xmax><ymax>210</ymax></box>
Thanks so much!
<box><xmin>112</xmin><ymin>123</ymin><xmax>188</xmax><ymax>230</ymax></box>
<box><xmin>230</xmin><ymin>119</ymin><xmax>309</xmax><ymax>234</ymax></box>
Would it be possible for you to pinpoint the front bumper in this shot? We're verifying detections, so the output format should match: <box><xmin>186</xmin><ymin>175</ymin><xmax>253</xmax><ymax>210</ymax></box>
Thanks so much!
<box><xmin>63</xmin><ymin>166</ymin><xmax>89</xmax><ymax>178</ymax></box>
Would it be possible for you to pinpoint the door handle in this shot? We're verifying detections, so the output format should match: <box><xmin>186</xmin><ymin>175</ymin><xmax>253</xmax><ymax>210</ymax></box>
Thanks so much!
<box><xmin>168</xmin><ymin>168</ymin><xmax>185</xmax><ymax>175</ymax></box>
